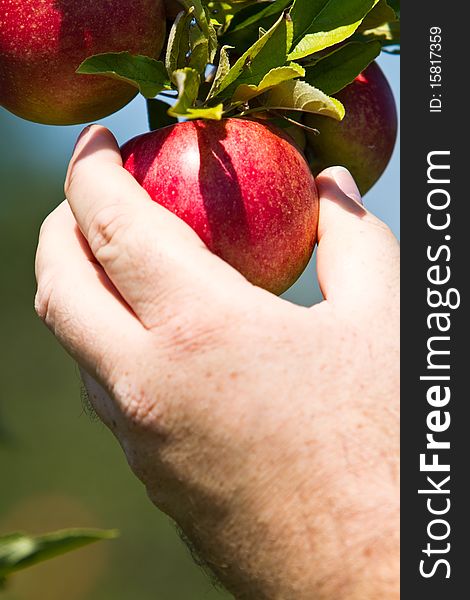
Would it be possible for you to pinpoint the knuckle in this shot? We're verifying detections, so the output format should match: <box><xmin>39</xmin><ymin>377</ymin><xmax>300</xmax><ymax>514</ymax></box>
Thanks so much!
<box><xmin>35</xmin><ymin>232</ymin><xmax>55</xmax><ymax>323</ymax></box>
<box><xmin>110</xmin><ymin>369</ymin><xmax>170</xmax><ymax>436</ymax></box>
<box><xmin>87</xmin><ymin>202</ymin><xmax>134</xmax><ymax>262</ymax></box>
<box><xmin>34</xmin><ymin>275</ymin><xmax>59</xmax><ymax>328</ymax></box>
<box><xmin>34</xmin><ymin>280</ymin><xmax>52</xmax><ymax>322</ymax></box>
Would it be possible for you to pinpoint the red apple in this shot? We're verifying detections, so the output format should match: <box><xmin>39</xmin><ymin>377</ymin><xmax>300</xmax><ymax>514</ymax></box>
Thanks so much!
<box><xmin>0</xmin><ymin>0</ymin><xmax>166</xmax><ymax>125</ymax></box>
<box><xmin>121</xmin><ymin>118</ymin><xmax>319</xmax><ymax>294</ymax></box>
<box><xmin>305</xmin><ymin>62</ymin><xmax>398</xmax><ymax>195</ymax></box>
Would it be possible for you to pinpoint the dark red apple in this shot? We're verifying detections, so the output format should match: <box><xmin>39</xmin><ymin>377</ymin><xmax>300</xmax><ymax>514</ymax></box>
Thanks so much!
<box><xmin>305</xmin><ymin>62</ymin><xmax>398</xmax><ymax>195</ymax></box>
<box><xmin>0</xmin><ymin>0</ymin><xmax>166</xmax><ymax>125</ymax></box>
<box><xmin>121</xmin><ymin>118</ymin><xmax>319</xmax><ymax>294</ymax></box>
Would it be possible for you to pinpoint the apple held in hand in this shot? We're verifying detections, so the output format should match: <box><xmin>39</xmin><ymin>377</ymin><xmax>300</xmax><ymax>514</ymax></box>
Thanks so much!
<box><xmin>0</xmin><ymin>0</ymin><xmax>166</xmax><ymax>125</ymax></box>
<box><xmin>305</xmin><ymin>62</ymin><xmax>398</xmax><ymax>195</ymax></box>
<box><xmin>121</xmin><ymin>118</ymin><xmax>319</xmax><ymax>295</ymax></box>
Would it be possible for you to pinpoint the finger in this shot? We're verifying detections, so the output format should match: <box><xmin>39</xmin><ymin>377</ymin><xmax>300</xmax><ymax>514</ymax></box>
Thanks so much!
<box><xmin>65</xmin><ymin>125</ymin><xmax>248</xmax><ymax>329</ymax></box>
<box><xmin>35</xmin><ymin>201</ymin><xmax>145</xmax><ymax>384</ymax></box>
<box><xmin>315</xmin><ymin>167</ymin><xmax>399</xmax><ymax>313</ymax></box>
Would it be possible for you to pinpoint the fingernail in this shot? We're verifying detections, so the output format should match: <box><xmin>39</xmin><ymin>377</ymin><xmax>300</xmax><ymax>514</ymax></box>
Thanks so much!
<box><xmin>330</xmin><ymin>166</ymin><xmax>363</xmax><ymax>205</ymax></box>
<box><xmin>72</xmin><ymin>125</ymin><xmax>93</xmax><ymax>153</ymax></box>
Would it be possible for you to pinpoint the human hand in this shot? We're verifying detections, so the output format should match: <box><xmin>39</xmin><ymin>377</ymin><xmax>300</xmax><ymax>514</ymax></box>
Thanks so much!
<box><xmin>35</xmin><ymin>125</ymin><xmax>399</xmax><ymax>600</ymax></box>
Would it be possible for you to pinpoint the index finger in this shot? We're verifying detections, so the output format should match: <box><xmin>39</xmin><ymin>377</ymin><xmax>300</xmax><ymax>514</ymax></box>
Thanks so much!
<box><xmin>65</xmin><ymin>125</ymin><xmax>247</xmax><ymax>329</ymax></box>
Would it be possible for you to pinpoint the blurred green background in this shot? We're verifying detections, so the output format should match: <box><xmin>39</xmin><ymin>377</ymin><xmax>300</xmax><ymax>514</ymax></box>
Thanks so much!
<box><xmin>0</xmin><ymin>55</ymin><xmax>399</xmax><ymax>599</ymax></box>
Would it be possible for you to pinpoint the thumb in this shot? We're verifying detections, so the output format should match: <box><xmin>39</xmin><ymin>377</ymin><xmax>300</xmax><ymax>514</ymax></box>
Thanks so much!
<box><xmin>315</xmin><ymin>167</ymin><xmax>399</xmax><ymax>316</ymax></box>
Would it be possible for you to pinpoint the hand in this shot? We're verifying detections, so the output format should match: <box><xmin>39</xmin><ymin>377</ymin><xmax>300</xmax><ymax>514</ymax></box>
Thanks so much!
<box><xmin>35</xmin><ymin>125</ymin><xmax>399</xmax><ymax>600</ymax></box>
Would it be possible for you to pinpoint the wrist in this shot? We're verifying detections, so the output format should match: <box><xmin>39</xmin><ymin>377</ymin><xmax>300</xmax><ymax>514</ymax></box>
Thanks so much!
<box><xmin>158</xmin><ymin>468</ymin><xmax>399</xmax><ymax>600</ymax></box>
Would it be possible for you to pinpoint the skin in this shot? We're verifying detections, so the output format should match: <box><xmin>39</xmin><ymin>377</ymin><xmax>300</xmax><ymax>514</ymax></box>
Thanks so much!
<box><xmin>35</xmin><ymin>125</ymin><xmax>399</xmax><ymax>599</ymax></box>
<box><xmin>0</xmin><ymin>0</ymin><xmax>166</xmax><ymax>125</ymax></box>
<box><xmin>305</xmin><ymin>62</ymin><xmax>398</xmax><ymax>196</ymax></box>
<box><xmin>121</xmin><ymin>119</ymin><xmax>319</xmax><ymax>295</ymax></box>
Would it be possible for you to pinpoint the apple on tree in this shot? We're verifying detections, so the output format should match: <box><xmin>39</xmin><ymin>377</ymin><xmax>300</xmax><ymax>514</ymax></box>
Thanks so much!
<box><xmin>121</xmin><ymin>118</ymin><xmax>318</xmax><ymax>294</ymax></box>
<box><xmin>0</xmin><ymin>0</ymin><xmax>166</xmax><ymax>125</ymax></box>
<box><xmin>305</xmin><ymin>61</ymin><xmax>398</xmax><ymax>196</ymax></box>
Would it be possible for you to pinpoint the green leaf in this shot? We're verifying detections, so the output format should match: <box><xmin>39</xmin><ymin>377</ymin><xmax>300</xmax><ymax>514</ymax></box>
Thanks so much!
<box><xmin>226</xmin><ymin>0</ymin><xmax>291</xmax><ymax>34</ymax></box>
<box><xmin>304</xmin><ymin>40</ymin><xmax>381</xmax><ymax>95</ymax></box>
<box><xmin>289</xmin><ymin>0</ymin><xmax>379</xmax><ymax>60</ymax></box>
<box><xmin>357</xmin><ymin>0</ymin><xmax>397</xmax><ymax>32</ymax></box>
<box><xmin>168</xmin><ymin>67</ymin><xmax>223</xmax><ymax>119</ymax></box>
<box><xmin>0</xmin><ymin>529</ymin><xmax>118</xmax><ymax>580</ymax></box>
<box><xmin>166</xmin><ymin>2</ymin><xmax>220</xmax><ymax>81</ymax></box>
<box><xmin>262</xmin><ymin>79</ymin><xmax>345</xmax><ymax>120</ymax></box>
<box><xmin>387</xmin><ymin>0</ymin><xmax>400</xmax><ymax>17</ymax></box>
<box><xmin>147</xmin><ymin>98</ymin><xmax>178</xmax><ymax>131</ymax></box>
<box><xmin>206</xmin><ymin>0</ymin><xmax>254</xmax><ymax>31</ymax></box>
<box><xmin>213</xmin><ymin>11</ymin><xmax>293</xmax><ymax>99</ymax></box>
<box><xmin>233</xmin><ymin>63</ymin><xmax>305</xmax><ymax>102</ymax></box>
<box><xmin>222</xmin><ymin>0</ymin><xmax>291</xmax><ymax>55</ymax></box>
<box><xmin>207</xmin><ymin>45</ymin><xmax>234</xmax><ymax>99</ymax></box>
<box><xmin>166</xmin><ymin>10</ymin><xmax>193</xmax><ymax>81</ymax></box>
<box><xmin>185</xmin><ymin>104</ymin><xmax>225</xmax><ymax>119</ymax></box>
<box><xmin>77</xmin><ymin>52</ymin><xmax>170</xmax><ymax>99</ymax></box>
<box><xmin>188</xmin><ymin>14</ymin><xmax>211</xmax><ymax>74</ymax></box>
<box><xmin>358</xmin><ymin>19</ymin><xmax>400</xmax><ymax>47</ymax></box>
<box><xmin>181</xmin><ymin>0</ymin><xmax>218</xmax><ymax>63</ymax></box>
<box><xmin>168</xmin><ymin>67</ymin><xmax>201</xmax><ymax>116</ymax></box>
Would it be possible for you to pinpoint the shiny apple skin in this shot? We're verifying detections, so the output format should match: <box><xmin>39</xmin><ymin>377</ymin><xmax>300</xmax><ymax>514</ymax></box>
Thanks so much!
<box><xmin>121</xmin><ymin>118</ymin><xmax>319</xmax><ymax>294</ymax></box>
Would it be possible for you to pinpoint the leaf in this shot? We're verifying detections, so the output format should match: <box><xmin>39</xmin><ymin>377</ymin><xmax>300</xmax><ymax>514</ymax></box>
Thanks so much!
<box><xmin>213</xmin><ymin>11</ymin><xmax>293</xmax><ymax>99</ymax></box>
<box><xmin>188</xmin><ymin>14</ymin><xmax>211</xmax><ymax>74</ymax></box>
<box><xmin>166</xmin><ymin>2</ymin><xmax>220</xmax><ymax>81</ymax></box>
<box><xmin>289</xmin><ymin>0</ymin><xmax>379</xmax><ymax>60</ymax></box>
<box><xmin>205</xmin><ymin>0</ymin><xmax>253</xmax><ymax>31</ymax></box>
<box><xmin>357</xmin><ymin>0</ymin><xmax>397</xmax><ymax>32</ymax></box>
<box><xmin>222</xmin><ymin>0</ymin><xmax>291</xmax><ymax>55</ymax></box>
<box><xmin>358</xmin><ymin>20</ymin><xmax>400</xmax><ymax>47</ymax></box>
<box><xmin>77</xmin><ymin>53</ymin><xmax>170</xmax><ymax>99</ymax></box>
<box><xmin>206</xmin><ymin>1</ymin><xmax>232</xmax><ymax>29</ymax></box>
<box><xmin>207</xmin><ymin>45</ymin><xmax>234</xmax><ymax>99</ymax></box>
<box><xmin>166</xmin><ymin>10</ymin><xmax>193</xmax><ymax>81</ymax></box>
<box><xmin>226</xmin><ymin>0</ymin><xmax>291</xmax><ymax>34</ymax></box>
<box><xmin>147</xmin><ymin>98</ymin><xmax>178</xmax><ymax>131</ymax></box>
<box><xmin>262</xmin><ymin>79</ymin><xmax>345</xmax><ymax>120</ymax></box>
<box><xmin>168</xmin><ymin>68</ymin><xmax>201</xmax><ymax>116</ymax></box>
<box><xmin>185</xmin><ymin>104</ymin><xmax>225</xmax><ymax>119</ymax></box>
<box><xmin>168</xmin><ymin>68</ymin><xmax>223</xmax><ymax>119</ymax></box>
<box><xmin>0</xmin><ymin>529</ymin><xmax>118</xmax><ymax>580</ymax></box>
<box><xmin>304</xmin><ymin>40</ymin><xmax>381</xmax><ymax>95</ymax></box>
<box><xmin>387</xmin><ymin>0</ymin><xmax>400</xmax><ymax>17</ymax></box>
<box><xmin>233</xmin><ymin>63</ymin><xmax>305</xmax><ymax>102</ymax></box>
<box><xmin>181</xmin><ymin>0</ymin><xmax>218</xmax><ymax>63</ymax></box>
